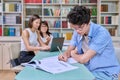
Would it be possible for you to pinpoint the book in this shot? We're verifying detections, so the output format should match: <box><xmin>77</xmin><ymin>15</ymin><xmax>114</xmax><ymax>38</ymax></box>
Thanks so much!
<box><xmin>26</xmin><ymin>8</ymin><xmax>42</xmax><ymax>16</ymax></box>
<box><xmin>108</xmin><ymin>28</ymin><xmax>116</xmax><ymax>36</ymax></box>
<box><xmin>62</xmin><ymin>21</ymin><xmax>68</xmax><ymax>28</ymax></box>
<box><xmin>3</xmin><ymin>27</ymin><xmax>9</xmax><ymax>36</ymax></box>
<box><xmin>101</xmin><ymin>4</ymin><xmax>108</xmax><ymax>12</ymax></box>
<box><xmin>21</xmin><ymin>56</ymin><xmax>78</xmax><ymax>74</ymax></box>
<box><xmin>9</xmin><ymin>27</ymin><xmax>15</xmax><ymax>36</ymax></box>
<box><xmin>66</xmin><ymin>32</ymin><xmax>72</xmax><ymax>40</ymax></box>
<box><xmin>15</xmin><ymin>27</ymin><xmax>21</xmax><ymax>36</ymax></box>
<box><xmin>90</xmin><ymin>0</ymin><xmax>97</xmax><ymax>3</ymax></box>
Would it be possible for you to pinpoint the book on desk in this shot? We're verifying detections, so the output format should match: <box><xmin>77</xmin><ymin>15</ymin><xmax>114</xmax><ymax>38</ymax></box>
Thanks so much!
<box><xmin>21</xmin><ymin>56</ymin><xmax>78</xmax><ymax>74</ymax></box>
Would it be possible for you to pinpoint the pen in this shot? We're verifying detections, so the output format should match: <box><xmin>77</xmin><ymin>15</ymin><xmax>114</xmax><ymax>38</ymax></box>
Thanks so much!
<box><xmin>57</xmin><ymin>46</ymin><xmax>64</xmax><ymax>60</ymax></box>
<box><xmin>57</xmin><ymin>46</ymin><xmax>62</xmax><ymax>54</ymax></box>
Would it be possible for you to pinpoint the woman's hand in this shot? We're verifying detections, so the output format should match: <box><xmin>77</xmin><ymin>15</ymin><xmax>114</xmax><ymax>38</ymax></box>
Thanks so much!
<box><xmin>40</xmin><ymin>46</ymin><xmax>50</xmax><ymax>51</ymax></box>
<box><xmin>46</xmin><ymin>36</ymin><xmax>51</xmax><ymax>42</ymax></box>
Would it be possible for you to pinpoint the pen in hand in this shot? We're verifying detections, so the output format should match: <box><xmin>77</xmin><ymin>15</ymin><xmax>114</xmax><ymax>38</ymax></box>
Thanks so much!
<box><xmin>57</xmin><ymin>46</ymin><xmax>64</xmax><ymax>60</ymax></box>
<box><xmin>57</xmin><ymin>46</ymin><xmax>62</xmax><ymax>54</ymax></box>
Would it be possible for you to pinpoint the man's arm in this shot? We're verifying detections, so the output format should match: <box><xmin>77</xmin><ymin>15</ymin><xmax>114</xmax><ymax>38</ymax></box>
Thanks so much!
<box><xmin>71</xmin><ymin>49</ymin><xmax>96</xmax><ymax>64</ymax></box>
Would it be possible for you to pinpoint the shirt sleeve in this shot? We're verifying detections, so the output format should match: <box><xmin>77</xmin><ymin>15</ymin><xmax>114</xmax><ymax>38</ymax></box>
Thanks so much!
<box><xmin>89</xmin><ymin>30</ymin><xmax>111</xmax><ymax>54</ymax></box>
<box><xmin>70</xmin><ymin>31</ymin><xmax>77</xmax><ymax>47</ymax></box>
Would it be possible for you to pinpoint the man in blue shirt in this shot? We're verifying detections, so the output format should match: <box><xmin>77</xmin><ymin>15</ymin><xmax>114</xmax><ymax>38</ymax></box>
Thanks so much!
<box><xmin>58</xmin><ymin>5</ymin><xmax>120</xmax><ymax>80</ymax></box>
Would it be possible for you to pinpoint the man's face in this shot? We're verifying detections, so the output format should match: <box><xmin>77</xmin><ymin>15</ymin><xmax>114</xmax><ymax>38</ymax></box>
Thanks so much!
<box><xmin>70</xmin><ymin>23</ymin><xmax>90</xmax><ymax>36</ymax></box>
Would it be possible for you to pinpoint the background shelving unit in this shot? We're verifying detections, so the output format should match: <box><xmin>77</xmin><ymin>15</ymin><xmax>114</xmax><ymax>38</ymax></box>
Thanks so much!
<box><xmin>0</xmin><ymin>0</ymin><xmax>120</xmax><ymax>70</ymax></box>
<box><xmin>0</xmin><ymin>0</ymin><xmax>23</xmax><ymax>37</ymax></box>
<box><xmin>0</xmin><ymin>0</ymin><xmax>2</xmax><ymax>36</ymax></box>
<box><xmin>0</xmin><ymin>0</ymin><xmax>120</xmax><ymax>38</ymax></box>
<box><xmin>24</xmin><ymin>0</ymin><xmax>98</xmax><ymax>40</ymax></box>
<box><xmin>0</xmin><ymin>0</ymin><xmax>23</xmax><ymax>70</ymax></box>
<box><xmin>98</xmin><ymin>0</ymin><xmax>120</xmax><ymax>36</ymax></box>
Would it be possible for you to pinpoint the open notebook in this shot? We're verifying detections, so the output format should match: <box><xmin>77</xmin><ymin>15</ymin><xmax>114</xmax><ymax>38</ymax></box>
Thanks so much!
<box><xmin>21</xmin><ymin>56</ymin><xmax>78</xmax><ymax>74</ymax></box>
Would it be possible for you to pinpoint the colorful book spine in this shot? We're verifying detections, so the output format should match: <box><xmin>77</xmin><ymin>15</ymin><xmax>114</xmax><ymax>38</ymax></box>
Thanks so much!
<box><xmin>9</xmin><ymin>27</ymin><xmax>15</xmax><ymax>36</ymax></box>
<box><xmin>4</xmin><ymin>27</ymin><xmax>9</xmax><ymax>36</ymax></box>
<box><xmin>25</xmin><ymin>0</ymin><xmax>42</xmax><ymax>3</ymax></box>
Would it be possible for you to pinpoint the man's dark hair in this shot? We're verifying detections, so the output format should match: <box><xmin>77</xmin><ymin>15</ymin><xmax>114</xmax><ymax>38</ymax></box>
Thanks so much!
<box><xmin>28</xmin><ymin>14</ymin><xmax>41</xmax><ymax>28</ymax></box>
<box><xmin>67</xmin><ymin>5</ymin><xmax>91</xmax><ymax>25</ymax></box>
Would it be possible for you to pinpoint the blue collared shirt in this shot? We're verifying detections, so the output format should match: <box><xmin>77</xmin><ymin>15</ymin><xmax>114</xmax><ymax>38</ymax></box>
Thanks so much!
<box><xmin>70</xmin><ymin>22</ymin><xmax>120</xmax><ymax>75</ymax></box>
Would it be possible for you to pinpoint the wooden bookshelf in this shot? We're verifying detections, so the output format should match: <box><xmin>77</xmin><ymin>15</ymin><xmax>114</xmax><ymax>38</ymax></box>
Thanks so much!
<box><xmin>0</xmin><ymin>0</ymin><xmax>23</xmax><ymax>37</ymax></box>
<box><xmin>0</xmin><ymin>0</ymin><xmax>120</xmax><ymax>38</ymax></box>
<box><xmin>98</xmin><ymin>0</ymin><xmax>120</xmax><ymax>36</ymax></box>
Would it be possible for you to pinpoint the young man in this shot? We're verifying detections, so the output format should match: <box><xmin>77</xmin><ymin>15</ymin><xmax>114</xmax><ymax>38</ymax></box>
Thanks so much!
<box><xmin>58</xmin><ymin>5</ymin><xmax>120</xmax><ymax>80</ymax></box>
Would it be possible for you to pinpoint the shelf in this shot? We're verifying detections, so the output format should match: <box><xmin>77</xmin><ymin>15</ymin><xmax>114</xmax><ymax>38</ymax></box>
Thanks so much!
<box><xmin>101</xmin><ymin>0</ymin><xmax>119</xmax><ymax>2</ymax></box>
<box><xmin>4</xmin><ymin>0</ymin><xmax>21</xmax><ymax>1</ymax></box>
<box><xmin>61</xmin><ymin>3</ymin><xmax>79</xmax><ymax>6</ymax></box>
<box><xmin>101</xmin><ymin>12</ymin><xmax>119</xmax><ymax>14</ymax></box>
<box><xmin>3</xmin><ymin>12</ymin><xmax>22</xmax><ymax>14</ymax></box>
<box><xmin>0</xmin><ymin>0</ymin><xmax>120</xmax><ymax>37</ymax></box>
<box><xmin>3</xmin><ymin>24</ymin><xmax>22</xmax><ymax>26</ymax></box>
<box><xmin>81</xmin><ymin>3</ymin><xmax>97</xmax><ymax>6</ymax></box>
<box><xmin>49</xmin><ymin>28</ymin><xmax>61</xmax><ymax>30</ymax></box>
<box><xmin>43</xmin><ymin>16</ymin><xmax>61</xmax><ymax>18</ymax></box>
<box><xmin>101</xmin><ymin>24</ymin><xmax>118</xmax><ymax>26</ymax></box>
<box><xmin>43</xmin><ymin>3</ymin><xmax>61</xmax><ymax>6</ymax></box>
<box><xmin>0</xmin><ymin>0</ymin><xmax>23</xmax><ymax>36</ymax></box>
<box><xmin>0</xmin><ymin>36</ymin><xmax>21</xmax><ymax>42</ymax></box>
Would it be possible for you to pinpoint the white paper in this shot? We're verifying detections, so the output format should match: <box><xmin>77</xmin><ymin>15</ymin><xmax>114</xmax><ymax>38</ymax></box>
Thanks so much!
<box><xmin>38</xmin><ymin>60</ymin><xmax>78</xmax><ymax>74</ymax></box>
<box><xmin>21</xmin><ymin>56</ymin><xmax>78</xmax><ymax>74</ymax></box>
<box><xmin>42</xmin><ymin>56</ymin><xmax>77</xmax><ymax>64</ymax></box>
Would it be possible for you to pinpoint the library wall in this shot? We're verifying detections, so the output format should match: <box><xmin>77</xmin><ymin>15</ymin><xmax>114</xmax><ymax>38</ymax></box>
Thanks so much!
<box><xmin>0</xmin><ymin>0</ymin><xmax>23</xmax><ymax>37</ymax></box>
<box><xmin>0</xmin><ymin>0</ymin><xmax>120</xmax><ymax>38</ymax></box>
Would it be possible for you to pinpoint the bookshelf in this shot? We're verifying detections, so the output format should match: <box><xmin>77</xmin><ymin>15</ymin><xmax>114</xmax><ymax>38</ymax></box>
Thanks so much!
<box><xmin>98</xmin><ymin>0</ymin><xmax>120</xmax><ymax>36</ymax></box>
<box><xmin>0</xmin><ymin>0</ymin><xmax>120</xmax><ymax>38</ymax></box>
<box><xmin>0</xmin><ymin>0</ymin><xmax>2</xmax><ymax>36</ymax></box>
<box><xmin>24</xmin><ymin>0</ymin><xmax>98</xmax><ymax>40</ymax></box>
<box><xmin>0</xmin><ymin>0</ymin><xmax>23</xmax><ymax>37</ymax></box>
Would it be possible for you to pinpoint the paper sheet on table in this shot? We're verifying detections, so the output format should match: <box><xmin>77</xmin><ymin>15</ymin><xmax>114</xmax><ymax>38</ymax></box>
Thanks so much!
<box><xmin>42</xmin><ymin>56</ymin><xmax>77</xmax><ymax>64</ymax></box>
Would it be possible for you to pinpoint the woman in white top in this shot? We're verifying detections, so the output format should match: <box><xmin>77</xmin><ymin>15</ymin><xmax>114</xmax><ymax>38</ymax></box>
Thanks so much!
<box><xmin>19</xmin><ymin>14</ymin><xmax>50</xmax><ymax>63</ymax></box>
<box><xmin>38</xmin><ymin>21</ymin><xmax>53</xmax><ymax>46</ymax></box>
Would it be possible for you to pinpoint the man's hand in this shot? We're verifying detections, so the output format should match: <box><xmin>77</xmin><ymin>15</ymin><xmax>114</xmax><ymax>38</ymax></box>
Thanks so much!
<box><xmin>71</xmin><ymin>49</ymin><xmax>78</xmax><ymax>57</ymax></box>
<box><xmin>58</xmin><ymin>54</ymin><xmax>68</xmax><ymax>62</ymax></box>
<box><xmin>71</xmin><ymin>49</ymin><xmax>80</xmax><ymax>62</ymax></box>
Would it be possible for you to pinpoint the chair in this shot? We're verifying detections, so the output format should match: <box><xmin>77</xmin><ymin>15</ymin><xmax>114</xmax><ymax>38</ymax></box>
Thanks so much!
<box><xmin>9</xmin><ymin>42</ymin><xmax>23</xmax><ymax>73</ymax></box>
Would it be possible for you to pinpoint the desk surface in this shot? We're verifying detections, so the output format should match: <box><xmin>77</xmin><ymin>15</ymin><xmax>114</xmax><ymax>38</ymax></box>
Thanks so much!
<box><xmin>15</xmin><ymin>51</ymin><xmax>95</xmax><ymax>80</ymax></box>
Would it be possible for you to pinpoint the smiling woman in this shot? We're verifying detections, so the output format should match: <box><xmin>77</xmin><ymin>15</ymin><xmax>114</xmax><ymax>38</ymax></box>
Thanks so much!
<box><xmin>19</xmin><ymin>14</ymin><xmax>50</xmax><ymax>64</ymax></box>
<box><xmin>38</xmin><ymin>21</ymin><xmax>53</xmax><ymax>46</ymax></box>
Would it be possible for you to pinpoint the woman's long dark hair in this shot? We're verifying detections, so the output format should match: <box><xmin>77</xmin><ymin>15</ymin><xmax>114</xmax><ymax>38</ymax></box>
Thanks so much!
<box><xmin>38</xmin><ymin>21</ymin><xmax>51</xmax><ymax>38</ymax></box>
<box><xmin>28</xmin><ymin>14</ymin><xmax>41</xmax><ymax>28</ymax></box>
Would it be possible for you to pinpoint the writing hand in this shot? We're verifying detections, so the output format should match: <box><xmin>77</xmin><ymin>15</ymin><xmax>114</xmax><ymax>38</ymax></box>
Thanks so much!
<box><xmin>58</xmin><ymin>54</ymin><xmax>68</xmax><ymax>62</ymax></box>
